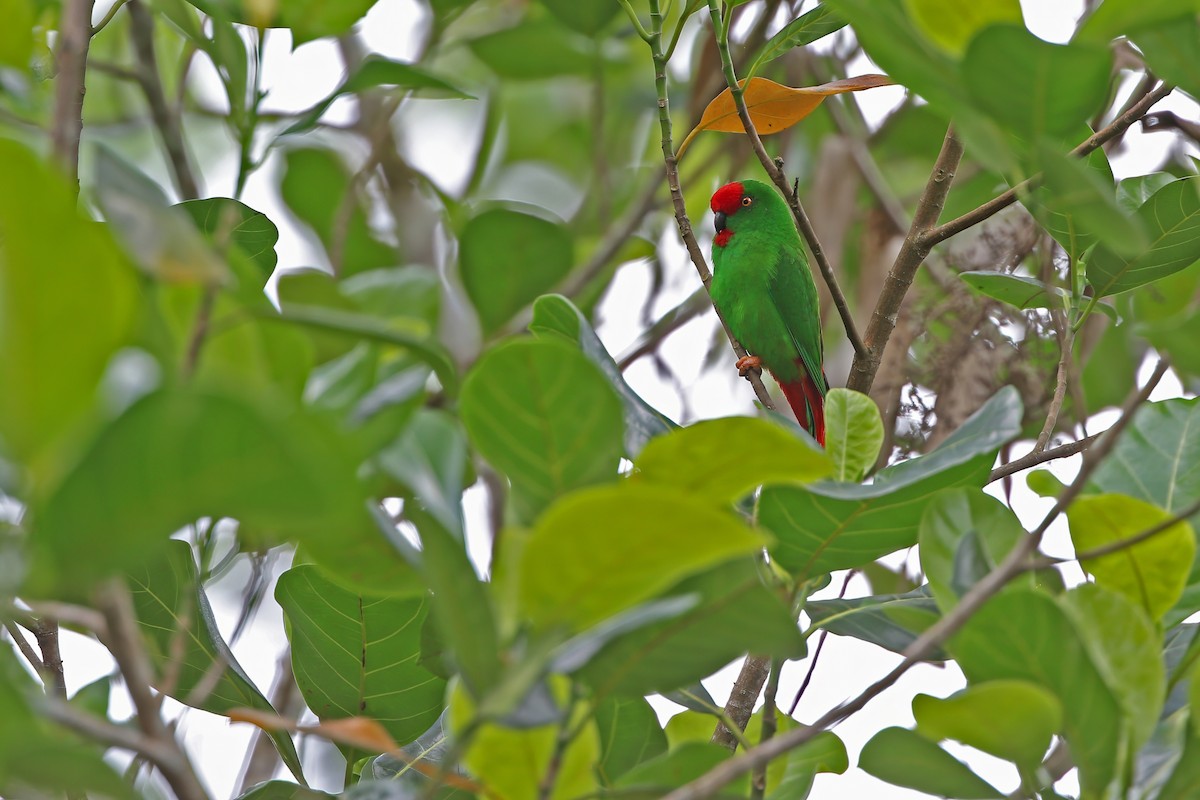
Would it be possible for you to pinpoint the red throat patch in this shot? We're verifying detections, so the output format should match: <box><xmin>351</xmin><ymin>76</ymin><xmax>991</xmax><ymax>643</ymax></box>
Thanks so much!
<box><xmin>714</xmin><ymin>229</ymin><xmax>734</xmax><ymax>247</ymax></box>
<box><xmin>710</xmin><ymin>182</ymin><xmax>744</xmax><ymax>216</ymax></box>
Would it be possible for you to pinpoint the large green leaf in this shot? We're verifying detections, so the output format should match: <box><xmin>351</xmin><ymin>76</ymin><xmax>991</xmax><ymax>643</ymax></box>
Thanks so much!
<box><xmin>539</xmin><ymin>0</ymin><xmax>621</xmax><ymax>35</ymax></box>
<box><xmin>860</xmin><ymin>727</ymin><xmax>1004</xmax><ymax>798</ymax></box>
<box><xmin>460</xmin><ymin>338</ymin><xmax>624</xmax><ymax>522</ymax></box>
<box><xmin>904</xmin><ymin>0</ymin><xmax>1022</xmax><ymax>54</ymax></box>
<box><xmin>0</xmin><ymin>0</ymin><xmax>32</xmax><ymax>68</ymax></box>
<box><xmin>530</xmin><ymin>294</ymin><xmax>675</xmax><ymax>457</ymax></box>
<box><xmin>459</xmin><ymin>209</ymin><xmax>574</xmax><ymax>334</ymax></box>
<box><xmin>1076</xmin><ymin>0</ymin><xmax>1197</xmax><ymax>42</ymax></box>
<box><xmin>576</xmin><ymin>558</ymin><xmax>805</xmax><ymax>697</ymax></box>
<box><xmin>0</xmin><ymin>140</ymin><xmax>139</xmax><ymax>467</ymax></box>
<box><xmin>594</xmin><ymin>696</ymin><xmax>669</xmax><ymax>786</ymax></box>
<box><xmin>1133</xmin><ymin>15</ymin><xmax>1200</xmax><ymax>102</ymax></box>
<box><xmin>805</xmin><ymin>586</ymin><xmax>946</xmax><ymax>660</ymax></box>
<box><xmin>823</xmin><ymin>388</ymin><xmax>884</xmax><ymax>482</ymax></box>
<box><xmin>30</xmin><ymin>390</ymin><xmax>361</xmax><ymax>597</ymax></box>
<box><xmin>1034</xmin><ymin>145</ymin><xmax>1147</xmax><ymax>258</ymax></box>
<box><xmin>1088</xmin><ymin>177</ymin><xmax>1200</xmax><ymax>297</ymax></box>
<box><xmin>131</xmin><ymin>541</ymin><xmax>304</xmax><ymax>781</ymax></box>
<box><xmin>1067</xmin><ymin>494</ymin><xmax>1195</xmax><ymax>622</ymax></box>
<box><xmin>963</xmin><ymin>24</ymin><xmax>1111</xmax><ymax>142</ymax></box>
<box><xmin>950</xmin><ymin>589</ymin><xmax>1122</xmax><ymax>794</ymax></box>
<box><xmin>376</xmin><ymin>409</ymin><xmax>469</xmax><ymax>537</ymax></box>
<box><xmin>1089</xmin><ymin>397</ymin><xmax>1200</xmax><ymax>513</ymax></box>
<box><xmin>276</xmin><ymin>565</ymin><xmax>446</xmax><ymax>746</ymax></box>
<box><xmin>634</xmin><ymin>416</ymin><xmax>830</xmax><ymax>505</ymax></box>
<box><xmin>518</xmin><ymin>484</ymin><xmax>764</xmax><ymax>630</ymax></box>
<box><xmin>913</xmin><ymin>680</ymin><xmax>1061</xmax><ymax>768</ymax></box>
<box><xmin>467</xmin><ymin>19</ymin><xmax>595</xmax><ymax>80</ymax></box>
<box><xmin>176</xmin><ymin>197</ymin><xmax>279</xmax><ymax>275</ymax></box>
<box><xmin>761</xmin><ymin>386</ymin><xmax>1021</xmax><ymax>577</ymax></box>
<box><xmin>959</xmin><ymin>271</ymin><xmax>1065</xmax><ymax>310</ymax></box>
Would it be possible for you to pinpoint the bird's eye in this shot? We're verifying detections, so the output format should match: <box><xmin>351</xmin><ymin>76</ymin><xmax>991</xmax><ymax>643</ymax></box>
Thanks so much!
<box><xmin>741</xmin><ymin>196</ymin><xmax>753</xmax><ymax>207</ymax></box>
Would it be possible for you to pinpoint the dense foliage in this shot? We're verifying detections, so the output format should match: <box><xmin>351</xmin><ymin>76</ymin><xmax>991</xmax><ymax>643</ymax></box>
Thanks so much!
<box><xmin>2</xmin><ymin>0</ymin><xmax>1200</xmax><ymax>798</ymax></box>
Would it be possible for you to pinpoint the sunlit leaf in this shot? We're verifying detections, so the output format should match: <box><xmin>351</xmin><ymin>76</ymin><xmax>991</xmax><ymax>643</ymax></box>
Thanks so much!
<box><xmin>0</xmin><ymin>0</ymin><xmax>33</xmax><ymax>68</ymax></box>
<box><xmin>824</xmin><ymin>388</ymin><xmax>883</xmax><ymax>482</ymax></box>
<box><xmin>677</xmin><ymin>75</ymin><xmax>894</xmax><ymax>158</ymax></box>
<box><xmin>913</xmin><ymin>680</ymin><xmax>1061</xmax><ymax>768</ymax></box>
<box><xmin>905</xmin><ymin>0</ymin><xmax>1022</xmax><ymax>55</ymax></box>
<box><xmin>860</xmin><ymin>727</ymin><xmax>1004</xmax><ymax>798</ymax></box>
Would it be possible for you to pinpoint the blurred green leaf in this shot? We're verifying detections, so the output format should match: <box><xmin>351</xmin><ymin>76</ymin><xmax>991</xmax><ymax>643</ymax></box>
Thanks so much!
<box><xmin>468</xmin><ymin>19</ymin><xmax>595</xmax><ymax>80</ymax></box>
<box><xmin>235</xmin><ymin>781</ymin><xmax>336</xmax><ymax>800</ymax></box>
<box><xmin>0</xmin><ymin>0</ymin><xmax>33</xmax><ymax>68</ymax></box>
<box><xmin>1076</xmin><ymin>0</ymin><xmax>1197</xmax><ymax>42</ymax></box>
<box><xmin>176</xmin><ymin>197</ymin><xmax>279</xmax><ymax>275</ymax></box>
<box><xmin>766</xmin><ymin>731</ymin><xmax>849</xmax><ymax>800</ymax></box>
<box><xmin>913</xmin><ymin>680</ymin><xmax>1061</xmax><ymax>768</ymax></box>
<box><xmin>577</xmin><ymin>558</ymin><xmax>805</xmax><ymax>697</ymax></box>
<box><xmin>1034</xmin><ymin>145</ymin><xmax>1147</xmax><ymax>258</ymax></box>
<box><xmin>1133</xmin><ymin>15</ymin><xmax>1200</xmax><ymax>101</ymax></box>
<box><xmin>904</xmin><ymin>0</ymin><xmax>1022</xmax><ymax>55</ymax></box>
<box><xmin>185</xmin><ymin>0</ymin><xmax>376</xmax><ymax>44</ymax></box>
<box><xmin>460</xmin><ymin>209</ymin><xmax>574</xmax><ymax>334</ymax></box>
<box><xmin>616</xmin><ymin>742</ymin><xmax>745</xmax><ymax>794</ymax></box>
<box><xmin>460</xmin><ymin>339</ymin><xmax>623</xmax><ymax>522</ymax></box>
<box><xmin>276</xmin><ymin>565</ymin><xmax>446</xmax><ymax>746</ymax></box>
<box><xmin>1026</xmin><ymin>469</ymin><xmax>1068</xmax><ymax>498</ymax></box>
<box><xmin>376</xmin><ymin>409</ymin><xmax>469</xmax><ymax>537</ymax></box>
<box><xmin>342</xmin><ymin>266</ymin><xmax>440</xmax><ymax>326</ymax></box>
<box><xmin>0</xmin><ymin>140</ymin><xmax>139</xmax><ymax>467</ymax></box>
<box><xmin>824</xmin><ymin>388</ymin><xmax>884</xmax><ymax>482</ymax></box>
<box><xmin>951</xmin><ymin>589</ymin><xmax>1122</xmax><ymax>794</ymax></box>
<box><xmin>595</xmin><ymin>696</ymin><xmax>669</xmax><ymax>786</ymax></box>
<box><xmin>860</xmin><ymin>727</ymin><xmax>1004</xmax><ymax>798</ymax></box>
<box><xmin>960</xmin><ymin>271</ymin><xmax>1065</xmax><ymax>309</ymax></box>
<box><xmin>518</xmin><ymin>484</ymin><xmax>764</xmax><ymax>630</ymax></box>
<box><xmin>530</xmin><ymin>294</ymin><xmax>676</xmax><ymax>457</ymax></box>
<box><xmin>1088</xmin><ymin>177</ymin><xmax>1200</xmax><ymax>296</ymax></box>
<box><xmin>30</xmin><ymin>389</ymin><xmax>361</xmax><ymax>597</ymax></box>
<box><xmin>131</xmin><ymin>541</ymin><xmax>305</xmax><ymax>781</ymax></box>
<box><xmin>806</xmin><ymin>586</ymin><xmax>947</xmax><ymax>660</ymax></box>
<box><xmin>539</xmin><ymin>0</ymin><xmax>621</xmax><ymax>35</ymax></box>
<box><xmin>1068</xmin><ymin>494</ymin><xmax>1195</xmax><ymax>621</ymax></box>
<box><xmin>761</xmin><ymin>386</ymin><xmax>1021</xmax><ymax>577</ymax></box>
<box><xmin>285</xmin><ymin>56</ymin><xmax>471</xmax><ymax>135</ymax></box>
<box><xmin>963</xmin><ymin>25</ymin><xmax>1111</xmax><ymax>142</ymax></box>
<box><xmin>748</xmin><ymin>5</ymin><xmax>847</xmax><ymax>77</ymax></box>
<box><xmin>635</xmin><ymin>416</ymin><xmax>830</xmax><ymax>504</ymax></box>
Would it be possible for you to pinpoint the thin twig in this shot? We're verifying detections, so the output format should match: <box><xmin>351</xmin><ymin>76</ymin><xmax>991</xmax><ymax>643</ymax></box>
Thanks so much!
<box><xmin>4</xmin><ymin>621</ymin><xmax>46</xmax><ymax>675</ymax></box>
<box><xmin>703</xmin><ymin>0</ymin><xmax>866</xmax><ymax>359</ymax></box>
<box><xmin>1036</xmin><ymin>496</ymin><xmax>1200</xmax><ymax>567</ymax></box>
<box><xmin>1034</xmin><ymin>309</ymin><xmax>1073</xmax><ymax>454</ymax></box>
<box><xmin>987</xmin><ymin>433</ymin><xmax>1100</xmax><ymax>484</ymax></box>
<box><xmin>618</xmin><ymin>287</ymin><xmax>709</xmax><ymax>369</ymax></box>
<box><xmin>789</xmin><ymin>570</ymin><xmax>853</xmax><ymax>716</ymax></box>
<box><xmin>40</xmin><ymin>695</ymin><xmax>185</xmax><ymax>765</ymax></box>
<box><xmin>750</xmin><ymin>660</ymin><xmax>781</xmax><ymax>800</ymax></box>
<box><xmin>659</xmin><ymin>360</ymin><xmax>1170</xmax><ymax>800</ymax></box>
<box><xmin>846</xmin><ymin>125</ymin><xmax>963</xmax><ymax>395</ymax></box>
<box><xmin>51</xmin><ymin>0</ymin><xmax>95</xmax><ymax>186</ymax></box>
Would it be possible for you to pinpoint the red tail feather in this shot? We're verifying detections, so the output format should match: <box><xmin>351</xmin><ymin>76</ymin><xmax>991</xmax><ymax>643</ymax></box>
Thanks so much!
<box><xmin>775</xmin><ymin>366</ymin><xmax>826</xmax><ymax>447</ymax></box>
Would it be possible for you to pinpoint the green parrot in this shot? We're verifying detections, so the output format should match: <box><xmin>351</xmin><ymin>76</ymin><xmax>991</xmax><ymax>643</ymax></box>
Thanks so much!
<box><xmin>709</xmin><ymin>179</ymin><xmax>828</xmax><ymax>446</ymax></box>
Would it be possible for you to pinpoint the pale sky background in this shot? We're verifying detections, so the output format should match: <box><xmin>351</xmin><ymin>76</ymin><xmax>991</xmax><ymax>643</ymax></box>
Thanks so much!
<box><xmin>38</xmin><ymin>1</ymin><xmax>1200</xmax><ymax>798</ymax></box>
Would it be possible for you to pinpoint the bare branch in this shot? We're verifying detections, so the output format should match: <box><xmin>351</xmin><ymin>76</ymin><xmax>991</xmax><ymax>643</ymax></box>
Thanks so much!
<box><xmin>51</xmin><ymin>0</ymin><xmax>95</xmax><ymax>186</ymax></box>
<box><xmin>987</xmin><ymin>433</ymin><xmax>1100</xmax><ymax>484</ymax></box>
<box><xmin>1033</xmin><ymin>309</ymin><xmax>1073</xmax><ymax>454</ymax></box>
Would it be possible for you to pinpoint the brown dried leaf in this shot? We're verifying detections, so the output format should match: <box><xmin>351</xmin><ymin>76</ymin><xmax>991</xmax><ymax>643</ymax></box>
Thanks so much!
<box><xmin>677</xmin><ymin>75</ymin><xmax>895</xmax><ymax>158</ymax></box>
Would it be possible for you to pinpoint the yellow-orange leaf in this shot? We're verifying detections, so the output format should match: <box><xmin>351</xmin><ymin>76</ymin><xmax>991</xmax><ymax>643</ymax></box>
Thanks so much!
<box><xmin>677</xmin><ymin>74</ymin><xmax>895</xmax><ymax>158</ymax></box>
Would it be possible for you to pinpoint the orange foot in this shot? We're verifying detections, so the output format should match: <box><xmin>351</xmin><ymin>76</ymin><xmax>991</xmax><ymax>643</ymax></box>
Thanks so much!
<box><xmin>736</xmin><ymin>355</ymin><xmax>762</xmax><ymax>377</ymax></box>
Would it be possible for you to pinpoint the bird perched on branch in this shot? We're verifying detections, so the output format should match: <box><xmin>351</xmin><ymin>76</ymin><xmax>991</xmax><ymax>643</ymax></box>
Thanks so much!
<box><xmin>709</xmin><ymin>179</ymin><xmax>828</xmax><ymax>446</ymax></box>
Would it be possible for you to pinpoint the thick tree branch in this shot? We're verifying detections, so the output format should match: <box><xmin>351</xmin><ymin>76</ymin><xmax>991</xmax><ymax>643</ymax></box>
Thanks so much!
<box><xmin>846</xmin><ymin>125</ymin><xmax>962</xmax><ymax>394</ymax></box>
<box><xmin>660</xmin><ymin>360</ymin><xmax>1170</xmax><ymax>800</ymax></box>
<box><xmin>711</xmin><ymin>655</ymin><xmax>769</xmax><ymax>750</ymax></box>
<box><xmin>51</xmin><ymin>0</ymin><xmax>95</xmax><ymax>185</ymax></box>
<box><xmin>704</xmin><ymin>1</ymin><xmax>866</xmax><ymax>360</ymax></box>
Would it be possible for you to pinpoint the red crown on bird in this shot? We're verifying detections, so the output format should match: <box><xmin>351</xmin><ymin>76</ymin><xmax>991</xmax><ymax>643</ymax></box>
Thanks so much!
<box><xmin>710</xmin><ymin>181</ymin><xmax>744</xmax><ymax>216</ymax></box>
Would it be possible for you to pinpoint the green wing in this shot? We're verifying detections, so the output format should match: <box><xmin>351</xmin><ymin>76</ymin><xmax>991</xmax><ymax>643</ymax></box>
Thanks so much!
<box><xmin>768</xmin><ymin>250</ymin><xmax>827</xmax><ymax>394</ymax></box>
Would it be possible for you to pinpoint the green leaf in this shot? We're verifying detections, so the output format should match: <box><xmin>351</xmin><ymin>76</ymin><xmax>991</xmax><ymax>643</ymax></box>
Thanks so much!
<box><xmin>1088</xmin><ymin>177</ymin><xmax>1200</xmax><ymax>296</ymax></box>
<box><xmin>616</xmin><ymin>742</ymin><xmax>745</xmax><ymax>795</ymax></box>
<box><xmin>0</xmin><ymin>0</ymin><xmax>33</xmax><ymax>68</ymax></box>
<box><xmin>467</xmin><ymin>19</ymin><xmax>595</xmax><ymax>80</ymax></box>
<box><xmin>1061</xmin><ymin>583</ymin><xmax>1165</xmax><ymax>756</ymax></box>
<box><xmin>187</xmin><ymin>0</ymin><xmax>376</xmax><ymax>45</ymax></box>
<box><xmin>963</xmin><ymin>24</ymin><xmax>1111</xmax><ymax>142</ymax></box>
<box><xmin>1076</xmin><ymin>0</ymin><xmax>1198</xmax><ymax>41</ymax></box>
<box><xmin>748</xmin><ymin>5</ymin><xmax>848</xmax><ymax>77</ymax></box>
<box><xmin>919</xmin><ymin>489</ymin><xmax>1028</xmax><ymax>612</ymax></box>
<box><xmin>1067</xmin><ymin>494</ymin><xmax>1195</xmax><ymax>621</ymax></box>
<box><xmin>1034</xmin><ymin>145</ymin><xmax>1147</xmax><ymax>258</ymax></box>
<box><xmin>284</xmin><ymin>56</ymin><xmax>471</xmax><ymax>135</ymax></box>
<box><xmin>235</xmin><ymin>781</ymin><xmax>336</xmax><ymax>800</ymax></box>
<box><xmin>447</xmin><ymin>677</ymin><xmax>600</xmax><ymax>800</ymax></box>
<box><xmin>806</xmin><ymin>586</ymin><xmax>947</xmax><ymax>660</ymax></box>
<box><xmin>1091</xmin><ymin>398</ymin><xmax>1200</xmax><ymax>513</ymax></box>
<box><xmin>761</xmin><ymin>386</ymin><xmax>1022</xmax><ymax>577</ymax></box>
<box><xmin>577</xmin><ymin>558</ymin><xmax>805</xmax><ymax>697</ymax></box>
<box><xmin>30</xmin><ymin>390</ymin><xmax>361</xmax><ymax>597</ymax></box>
<box><xmin>904</xmin><ymin>0</ymin><xmax>1022</xmax><ymax>55</ymax></box>
<box><xmin>1117</xmin><ymin>173</ymin><xmax>1178</xmax><ymax>213</ymax></box>
<box><xmin>824</xmin><ymin>388</ymin><xmax>884</xmax><ymax>482</ymax></box>
<box><xmin>0</xmin><ymin>140</ymin><xmax>139</xmax><ymax>467</ymax></box>
<box><xmin>519</xmin><ymin>484</ymin><xmax>765</xmax><ymax>630</ymax></box>
<box><xmin>1133</xmin><ymin>15</ymin><xmax>1200</xmax><ymax>102</ymax></box>
<box><xmin>460</xmin><ymin>209</ymin><xmax>574</xmax><ymax>334</ymax></box>
<box><xmin>460</xmin><ymin>339</ymin><xmax>624</xmax><ymax>522</ymax></box>
<box><xmin>859</xmin><ymin>727</ymin><xmax>1004</xmax><ymax>798</ymax></box>
<box><xmin>530</xmin><ymin>294</ymin><xmax>675</xmax><ymax>457</ymax></box>
<box><xmin>342</xmin><ymin>266</ymin><xmax>441</xmax><ymax>327</ymax></box>
<box><xmin>131</xmin><ymin>541</ymin><xmax>305</xmax><ymax>781</ymax></box>
<box><xmin>595</xmin><ymin>696</ymin><xmax>669</xmax><ymax>786</ymax></box>
<box><xmin>1156</xmin><ymin>725</ymin><xmax>1200</xmax><ymax>800</ymax></box>
<box><xmin>376</xmin><ymin>409</ymin><xmax>469</xmax><ymax>537</ymax></box>
<box><xmin>960</xmin><ymin>271</ymin><xmax>1065</xmax><ymax>310</ymax></box>
<box><xmin>539</xmin><ymin>0</ymin><xmax>621</xmax><ymax>35</ymax></box>
<box><xmin>913</xmin><ymin>680</ymin><xmax>1061</xmax><ymax>768</ymax></box>
<box><xmin>634</xmin><ymin>416</ymin><xmax>830</xmax><ymax>504</ymax></box>
<box><xmin>950</xmin><ymin>589</ymin><xmax>1122</xmax><ymax>795</ymax></box>
<box><xmin>765</xmin><ymin>731</ymin><xmax>849</xmax><ymax>800</ymax></box>
<box><xmin>176</xmin><ymin>197</ymin><xmax>280</xmax><ymax>275</ymax></box>
<box><xmin>276</xmin><ymin>565</ymin><xmax>447</xmax><ymax>746</ymax></box>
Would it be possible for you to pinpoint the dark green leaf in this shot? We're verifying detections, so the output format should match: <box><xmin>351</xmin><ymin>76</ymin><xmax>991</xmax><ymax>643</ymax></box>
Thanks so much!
<box><xmin>859</xmin><ymin>727</ymin><xmax>1004</xmax><ymax>798</ymax></box>
<box><xmin>459</xmin><ymin>209</ymin><xmax>574</xmax><ymax>334</ymax></box>
<box><xmin>176</xmin><ymin>197</ymin><xmax>280</xmax><ymax>275</ymax></box>
<box><xmin>376</xmin><ymin>409</ymin><xmax>469</xmax><ymax>537</ymax></box>
<box><xmin>960</xmin><ymin>271</ymin><xmax>1065</xmax><ymax>310</ymax></box>
<box><xmin>749</xmin><ymin>6</ymin><xmax>847</xmax><ymax>77</ymax></box>
<box><xmin>468</xmin><ymin>19</ymin><xmax>594</xmax><ymax>80</ymax></box>
<box><xmin>594</xmin><ymin>696</ymin><xmax>669</xmax><ymax>786</ymax></box>
<box><xmin>1077</xmin><ymin>0</ymin><xmax>1197</xmax><ymax>42</ymax></box>
<box><xmin>1133</xmin><ymin>15</ymin><xmax>1200</xmax><ymax>101</ymax></box>
<box><xmin>806</xmin><ymin>586</ymin><xmax>947</xmax><ymax>660</ymax></box>
<box><xmin>1034</xmin><ymin>145</ymin><xmax>1147</xmax><ymax>258</ymax></box>
<box><xmin>912</xmin><ymin>680</ymin><xmax>1061</xmax><ymax>768</ymax></box>
<box><xmin>1088</xmin><ymin>177</ymin><xmax>1200</xmax><ymax>296</ymax></box>
<box><xmin>235</xmin><ymin>781</ymin><xmax>336</xmax><ymax>800</ymax></box>
<box><xmin>539</xmin><ymin>0</ymin><xmax>621</xmax><ymax>35</ymax></box>
<box><xmin>530</xmin><ymin>294</ymin><xmax>676</xmax><ymax>457</ymax></box>
<box><xmin>276</xmin><ymin>566</ymin><xmax>446</xmax><ymax>746</ymax></box>
<box><xmin>550</xmin><ymin>595</ymin><xmax>700</xmax><ymax>673</ymax></box>
<box><xmin>963</xmin><ymin>25</ymin><xmax>1111</xmax><ymax>142</ymax></box>
<box><xmin>460</xmin><ymin>338</ymin><xmax>623</xmax><ymax>522</ymax></box>
<box><xmin>131</xmin><ymin>541</ymin><xmax>305</xmax><ymax>781</ymax></box>
<box><xmin>617</xmin><ymin>742</ymin><xmax>746</xmax><ymax>795</ymax></box>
